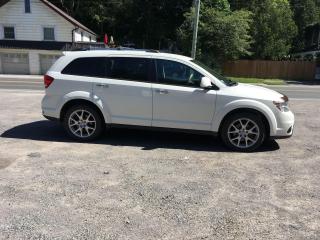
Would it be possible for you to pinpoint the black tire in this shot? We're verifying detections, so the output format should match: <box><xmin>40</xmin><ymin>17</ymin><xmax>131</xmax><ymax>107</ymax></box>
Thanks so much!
<box><xmin>63</xmin><ymin>104</ymin><xmax>104</xmax><ymax>141</ymax></box>
<box><xmin>220</xmin><ymin>112</ymin><xmax>266</xmax><ymax>152</ymax></box>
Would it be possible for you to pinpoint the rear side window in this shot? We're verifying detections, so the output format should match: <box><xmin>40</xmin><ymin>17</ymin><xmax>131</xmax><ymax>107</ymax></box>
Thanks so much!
<box><xmin>62</xmin><ymin>57</ymin><xmax>106</xmax><ymax>77</ymax></box>
<box><xmin>106</xmin><ymin>57</ymin><xmax>149</xmax><ymax>82</ymax></box>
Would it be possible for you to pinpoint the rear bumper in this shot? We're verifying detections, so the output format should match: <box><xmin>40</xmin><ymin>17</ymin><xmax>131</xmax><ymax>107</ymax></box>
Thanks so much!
<box><xmin>43</xmin><ymin>114</ymin><xmax>59</xmax><ymax>122</ymax></box>
<box><xmin>41</xmin><ymin>95</ymin><xmax>60</xmax><ymax>120</ymax></box>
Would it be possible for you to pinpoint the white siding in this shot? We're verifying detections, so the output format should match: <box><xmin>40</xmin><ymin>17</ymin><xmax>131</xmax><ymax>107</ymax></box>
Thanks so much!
<box><xmin>28</xmin><ymin>51</ymin><xmax>40</xmax><ymax>74</ymax></box>
<box><xmin>74</xmin><ymin>30</ymin><xmax>96</xmax><ymax>42</ymax></box>
<box><xmin>0</xmin><ymin>48</ymin><xmax>62</xmax><ymax>74</ymax></box>
<box><xmin>0</xmin><ymin>0</ymin><xmax>96</xmax><ymax>42</ymax></box>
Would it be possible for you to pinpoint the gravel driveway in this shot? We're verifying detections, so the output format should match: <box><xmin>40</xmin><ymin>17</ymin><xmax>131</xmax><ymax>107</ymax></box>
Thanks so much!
<box><xmin>0</xmin><ymin>89</ymin><xmax>319</xmax><ymax>240</ymax></box>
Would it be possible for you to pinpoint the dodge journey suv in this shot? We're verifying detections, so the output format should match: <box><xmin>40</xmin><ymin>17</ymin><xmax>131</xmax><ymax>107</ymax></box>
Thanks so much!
<box><xmin>42</xmin><ymin>50</ymin><xmax>294</xmax><ymax>151</ymax></box>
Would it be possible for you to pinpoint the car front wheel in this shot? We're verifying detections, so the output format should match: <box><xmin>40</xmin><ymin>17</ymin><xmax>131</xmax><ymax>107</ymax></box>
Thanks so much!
<box><xmin>221</xmin><ymin>113</ymin><xmax>266</xmax><ymax>152</ymax></box>
<box><xmin>63</xmin><ymin>105</ymin><xmax>103</xmax><ymax>141</ymax></box>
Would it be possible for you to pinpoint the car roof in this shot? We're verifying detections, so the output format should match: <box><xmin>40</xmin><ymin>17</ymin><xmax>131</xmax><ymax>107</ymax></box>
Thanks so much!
<box><xmin>63</xmin><ymin>50</ymin><xmax>193</xmax><ymax>62</ymax></box>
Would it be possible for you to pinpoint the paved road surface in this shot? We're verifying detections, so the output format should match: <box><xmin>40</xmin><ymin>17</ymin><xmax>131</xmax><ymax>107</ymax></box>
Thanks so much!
<box><xmin>0</xmin><ymin>76</ymin><xmax>319</xmax><ymax>99</ymax></box>
<box><xmin>267</xmin><ymin>85</ymin><xmax>320</xmax><ymax>100</ymax></box>
<box><xmin>0</xmin><ymin>76</ymin><xmax>43</xmax><ymax>90</ymax></box>
<box><xmin>0</xmin><ymin>89</ymin><xmax>319</xmax><ymax>239</ymax></box>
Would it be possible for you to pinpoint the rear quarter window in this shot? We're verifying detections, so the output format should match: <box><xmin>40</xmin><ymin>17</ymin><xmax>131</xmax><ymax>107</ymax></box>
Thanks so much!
<box><xmin>61</xmin><ymin>57</ymin><xmax>106</xmax><ymax>77</ymax></box>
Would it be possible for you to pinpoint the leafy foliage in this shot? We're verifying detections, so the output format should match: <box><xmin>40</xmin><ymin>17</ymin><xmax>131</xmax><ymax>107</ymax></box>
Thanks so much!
<box><xmin>249</xmin><ymin>0</ymin><xmax>298</xmax><ymax>60</ymax></box>
<box><xmin>178</xmin><ymin>4</ymin><xmax>252</xmax><ymax>66</ymax></box>
<box><xmin>48</xmin><ymin>0</ymin><xmax>318</xmax><ymax>64</ymax></box>
<box><xmin>290</xmin><ymin>0</ymin><xmax>320</xmax><ymax>51</ymax></box>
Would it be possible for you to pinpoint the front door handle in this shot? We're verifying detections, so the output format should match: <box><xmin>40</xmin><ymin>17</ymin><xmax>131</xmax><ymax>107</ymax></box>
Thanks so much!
<box><xmin>155</xmin><ymin>89</ymin><xmax>169</xmax><ymax>94</ymax></box>
<box><xmin>96</xmin><ymin>83</ymin><xmax>109</xmax><ymax>88</ymax></box>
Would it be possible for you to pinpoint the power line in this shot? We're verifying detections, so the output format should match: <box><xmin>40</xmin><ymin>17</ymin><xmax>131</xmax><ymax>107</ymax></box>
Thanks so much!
<box><xmin>191</xmin><ymin>0</ymin><xmax>200</xmax><ymax>59</ymax></box>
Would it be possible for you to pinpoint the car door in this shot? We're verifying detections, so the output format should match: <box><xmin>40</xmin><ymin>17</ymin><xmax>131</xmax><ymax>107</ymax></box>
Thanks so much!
<box><xmin>93</xmin><ymin>57</ymin><xmax>153</xmax><ymax>126</ymax></box>
<box><xmin>152</xmin><ymin>59</ymin><xmax>217</xmax><ymax>131</ymax></box>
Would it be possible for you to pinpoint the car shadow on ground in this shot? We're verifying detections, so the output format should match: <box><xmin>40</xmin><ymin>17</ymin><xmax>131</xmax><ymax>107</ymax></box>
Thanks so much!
<box><xmin>1</xmin><ymin>120</ymin><xmax>280</xmax><ymax>152</ymax></box>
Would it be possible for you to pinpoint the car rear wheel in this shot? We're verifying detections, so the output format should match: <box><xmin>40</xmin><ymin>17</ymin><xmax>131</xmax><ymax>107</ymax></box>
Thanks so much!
<box><xmin>221</xmin><ymin>112</ymin><xmax>266</xmax><ymax>152</ymax></box>
<box><xmin>63</xmin><ymin>105</ymin><xmax>104</xmax><ymax>141</ymax></box>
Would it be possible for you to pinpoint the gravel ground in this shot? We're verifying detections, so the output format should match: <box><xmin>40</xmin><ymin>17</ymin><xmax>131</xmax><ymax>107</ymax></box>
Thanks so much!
<box><xmin>0</xmin><ymin>89</ymin><xmax>319</xmax><ymax>240</ymax></box>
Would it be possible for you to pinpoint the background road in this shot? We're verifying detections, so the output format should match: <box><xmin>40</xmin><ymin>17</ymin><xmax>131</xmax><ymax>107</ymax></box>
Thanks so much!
<box><xmin>0</xmin><ymin>75</ymin><xmax>319</xmax><ymax>99</ymax></box>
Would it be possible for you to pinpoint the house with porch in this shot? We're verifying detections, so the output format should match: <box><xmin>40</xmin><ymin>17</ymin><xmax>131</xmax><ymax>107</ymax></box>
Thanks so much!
<box><xmin>0</xmin><ymin>0</ymin><xmax>104</xmax><ymax>74</ymax></box>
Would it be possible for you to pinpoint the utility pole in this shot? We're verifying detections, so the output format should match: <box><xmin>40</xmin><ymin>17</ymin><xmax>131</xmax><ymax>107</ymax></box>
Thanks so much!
<box><xmin>191</xmin><ymin>0</ymin><xmax>200</xmax><ymax>59</ymax></box>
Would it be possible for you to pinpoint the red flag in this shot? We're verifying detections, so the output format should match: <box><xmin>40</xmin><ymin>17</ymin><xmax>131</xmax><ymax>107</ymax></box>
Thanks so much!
<box><xmin>104</xmin><ymin>34</ymin><xmax>108</xmax><ymax>45</ymax></box>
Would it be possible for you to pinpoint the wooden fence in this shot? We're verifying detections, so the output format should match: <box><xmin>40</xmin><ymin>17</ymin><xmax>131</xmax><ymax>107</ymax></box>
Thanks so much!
<box><xmin>223</xmin><ymin>60</ymin><xmax>316</xmax><ymax>81</ymax></box>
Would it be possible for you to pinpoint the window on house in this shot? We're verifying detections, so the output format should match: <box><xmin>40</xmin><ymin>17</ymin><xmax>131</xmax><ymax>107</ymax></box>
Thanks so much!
<box><xmin>89</xmin><ymin>36</ymin><xmax>92</xmax><ymax>42</ymax></box>
<box><xmin>4</xmin><ymin>27</ymin><xmax>15</xmax><ymax>39</ymax></box>
<box><xmin>25</xmin><ymin>0</ymin><xmax>31</xmax><ymax>13</ymax></box>
<box><xmin>81</xmin><ymin>32</ymin><xmax>84</xmax><ymax>41</ymax></box>
<box><xmin>43</xmin><ymin>27</ymin><xmax>55</xmax><ymax>41</ymax></box>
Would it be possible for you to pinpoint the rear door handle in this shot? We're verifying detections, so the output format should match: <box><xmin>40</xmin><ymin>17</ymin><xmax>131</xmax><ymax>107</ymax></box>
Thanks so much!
<box><xmin>155</xmin><ymin>89</ymin><xmax>169</xmax><ymax>94</ymax></box>
<box><xmin>96</xmin><ymin>83</ymin><xmax>109</xmax><ymax>88</ymax></box>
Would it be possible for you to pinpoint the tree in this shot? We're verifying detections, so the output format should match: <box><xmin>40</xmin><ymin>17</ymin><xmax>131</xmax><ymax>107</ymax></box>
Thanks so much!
<box><xmin>178</xmin><ymin>0</ymin><xmax>252</xmax><ymax>67</ymax></box>
<box><xmin>49</xmin><ymin>0</ymin><xmax>192</xmax><ymax>47</ymax></box>
<box><xmin>249</xmin><ymin>0</ymin><xmax>297</xmax><ymax>59</ymax></box>
<box><xmin>290</xmin><ymin>0</ymin><xmax>320</xmax><ymax>51</ymax></box>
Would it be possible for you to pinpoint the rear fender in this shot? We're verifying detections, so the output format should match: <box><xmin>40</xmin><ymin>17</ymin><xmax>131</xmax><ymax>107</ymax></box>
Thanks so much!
<box><xmin>58</xmin><ymin>91</ymin><xmax>111</xmax><ymax>124</ymax></box>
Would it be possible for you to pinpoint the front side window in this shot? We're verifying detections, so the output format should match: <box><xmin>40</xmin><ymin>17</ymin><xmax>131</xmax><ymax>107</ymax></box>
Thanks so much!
<box><xmin>62</xmin><ymin>57</ymin><xmax>106</xmax><ymax>77</ymax></box>
<box><xmin>191</xmin><ymin>60</ymin><xmax>237</xmax><ymax>86</ymax></box>
<box><xmin>43</xmin><ymin>27</ymin><xmax>55</xmax><ymax>41</ymax></box>
<box><xmin>4</xmin><ymin>27</ymin><xmax>15</xmax><ymax>39</ymax></box>
<box><xmin>156</xmin><ymin>59</ymin><xmax>203</xmax><ymax>87</ymax></box>
<box><xmin>105</xmin><ymin>57</ymin><xmax>149</xmax><ymax>82</ymax></box>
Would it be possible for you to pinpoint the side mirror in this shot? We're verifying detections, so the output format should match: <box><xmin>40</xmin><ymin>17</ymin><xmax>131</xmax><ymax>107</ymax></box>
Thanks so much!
<box><xmin>200</xmin><ymin>77</ymin><xmax>212</xmax><ymax>89</ymax></box>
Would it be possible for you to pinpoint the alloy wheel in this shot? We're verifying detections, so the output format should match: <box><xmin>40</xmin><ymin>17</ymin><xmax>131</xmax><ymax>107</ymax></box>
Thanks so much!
<box><xmin>68</xmin><ymin>109</ymin><xmax>97</xmax><ymax>138</ymax></box>
<box><xmin>227</xmin><ymin>118</ymin><xmax>260</xmax><ymax>149</ymax></box>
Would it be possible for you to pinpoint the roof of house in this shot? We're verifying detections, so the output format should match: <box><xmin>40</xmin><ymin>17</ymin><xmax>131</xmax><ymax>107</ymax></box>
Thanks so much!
<box><xmin>0</xmin><ymin>0</ymin><xmax>96</xmax><ymax>35</ymax></box>
<box><xmin>0</xmin><ymin>40</ymin><xmax>105</xmax><ymax>50</ymax></box>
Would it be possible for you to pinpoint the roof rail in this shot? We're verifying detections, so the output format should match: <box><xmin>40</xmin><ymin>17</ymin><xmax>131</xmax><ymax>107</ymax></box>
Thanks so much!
<box><xmin>68</xmin><ymin>46</ymin><xmax>162</xmax><ymax>53</ymax></box>
<box><xmin>146</xmin><ymin>49</ymin><xmax>160</xmax><ymax>53</ymax></box>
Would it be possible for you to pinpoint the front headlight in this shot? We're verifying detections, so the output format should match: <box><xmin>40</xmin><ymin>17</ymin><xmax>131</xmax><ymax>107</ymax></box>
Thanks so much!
<box><xmin>273</xmin><ymin>95</ymin><xmax>290</xmax><ymax>112</ymax></box>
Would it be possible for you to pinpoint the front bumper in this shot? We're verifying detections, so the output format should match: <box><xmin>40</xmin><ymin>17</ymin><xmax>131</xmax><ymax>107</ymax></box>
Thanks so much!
<box><xmin>271</xmin><ymin>110</ymin><xmax>295</xmax><ymax>138</ymax></box>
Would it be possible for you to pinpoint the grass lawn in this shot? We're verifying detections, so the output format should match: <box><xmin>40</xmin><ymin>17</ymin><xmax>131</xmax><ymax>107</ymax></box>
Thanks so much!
<box><xmin>228</xmin><ymin>77</ymin><xmax>286</xmax><ymax>85</ymax></box>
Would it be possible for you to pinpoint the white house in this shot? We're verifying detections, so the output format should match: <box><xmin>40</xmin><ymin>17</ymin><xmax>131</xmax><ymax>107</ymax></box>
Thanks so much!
<box><xmin>0</xmin><ymin>0</ymin><xmax>103</xmax><ymax>74</ymax></box>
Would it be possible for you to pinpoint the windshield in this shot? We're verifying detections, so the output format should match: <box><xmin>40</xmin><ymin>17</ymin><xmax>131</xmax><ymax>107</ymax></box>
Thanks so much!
<box><xmin>191</xmin><ymin>60</ymin><xmax>238</xmax><ymax>86</ymax></box>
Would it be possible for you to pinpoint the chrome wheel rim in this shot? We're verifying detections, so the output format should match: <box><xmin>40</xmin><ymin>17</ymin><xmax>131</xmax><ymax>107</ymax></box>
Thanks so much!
<box><xmin>68</xmin><ymin>110</ymin><xmax>96</xmax><ymax>138</ymax></box>
<box><xmin>227</xmin><ymin>118</ymin><xmax>260</xmax><ymax>149</ymax></box>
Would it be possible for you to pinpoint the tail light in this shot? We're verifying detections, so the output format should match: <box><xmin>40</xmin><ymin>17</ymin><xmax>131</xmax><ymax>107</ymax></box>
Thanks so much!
<box><xmin>44</xmin><ymin>75</ymin><xmax>54</xmax><ymax>88</ymax></box>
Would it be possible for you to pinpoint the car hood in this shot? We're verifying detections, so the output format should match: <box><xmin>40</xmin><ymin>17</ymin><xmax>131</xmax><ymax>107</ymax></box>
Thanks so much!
<box><xmin>222</xmin><ymin>83</ymin><xmax>285</xmax><ymax>101</ymax></box>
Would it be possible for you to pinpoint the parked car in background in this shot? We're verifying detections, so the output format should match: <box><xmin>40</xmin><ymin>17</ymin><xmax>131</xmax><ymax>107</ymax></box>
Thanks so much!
<box><xmin>42</xmin><ymin>50</ymin><xmax>294</xmax><ymax>151</ymax></box>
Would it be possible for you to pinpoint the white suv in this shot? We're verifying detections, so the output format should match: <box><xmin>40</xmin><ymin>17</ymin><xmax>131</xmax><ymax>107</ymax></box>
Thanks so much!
<box><xmin>42</xmin><ymin>50</ymin><xmax>294</xmax><ymax>151</ymax></box>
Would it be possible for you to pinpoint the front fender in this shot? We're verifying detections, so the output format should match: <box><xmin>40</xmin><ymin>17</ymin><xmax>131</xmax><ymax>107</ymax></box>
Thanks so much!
<box><xmin>212</xmin><ymin>99</ymin><xmax>277</xmax><ymax>135</ymax></box>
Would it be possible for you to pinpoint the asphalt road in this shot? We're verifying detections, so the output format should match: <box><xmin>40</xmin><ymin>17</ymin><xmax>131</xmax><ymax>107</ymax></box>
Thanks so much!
<box><xmin>0</xmin><ymin>89</ymin><xmax>319</xmax><ymax>239</ymax></box>
<box><xmin>267</xmin><ymin>85</ymin><xmax>320</xmax><ymax>100</ymax></box>
<box><xmin>0</xmin><ymin>76</ymin><xmax>319</xmax><ymax>99</ymax></box>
